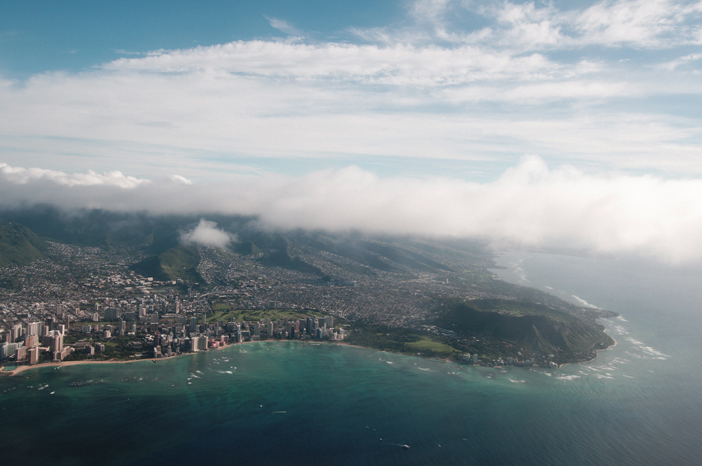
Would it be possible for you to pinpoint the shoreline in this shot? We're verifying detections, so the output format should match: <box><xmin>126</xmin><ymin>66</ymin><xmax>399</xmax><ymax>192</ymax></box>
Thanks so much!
<box><xmin>6</xmin><ymin>357</ymin><xmax>158</xmax><ymax>376</ymax></box>
<box><xmin>2</xmin><ymin>338</ymin><xmax>266</xmax><ymax>377</ymax></box>
<box><xmin>3</xmin><ymin>333</ymin><xmax>617</xmax><ymax>376</ymax></box>
<box><xmin>3</xmin><ymin>340</ymin><xmax>408</xmax><ymax>376</ymax></box>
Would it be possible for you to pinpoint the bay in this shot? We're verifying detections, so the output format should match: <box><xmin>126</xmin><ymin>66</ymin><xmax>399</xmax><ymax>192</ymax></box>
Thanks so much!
<box><xmin>1</xmin><ymin>252</ymin><xmax>701</xmax><ymax>465</ymax></box>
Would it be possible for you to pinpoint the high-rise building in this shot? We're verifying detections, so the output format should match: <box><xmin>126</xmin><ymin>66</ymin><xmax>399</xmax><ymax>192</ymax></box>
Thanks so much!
<box><xmin>27</xmin><ymin>322</ymin><xmax>40</xmax><ymax>336</ymax></box>
<box><xmin>1</xmin><ymin>342</ymin><xmax>20</xmax><ymax>360</ymax></box>
<box><xmin>11</xmin><ymin>324</ymin><xmax>22</xmax><ymax>343</ymax></box>
<box><xmin>28</xmin><ymin>346</ymin><xmax>39</xmax><ymax>365</ymax></box>
<box><xmin>104</xmin><ymin>308</ymin><xmax>120</xmax><ymax>321</ymax></box>
<box><xmin>48</xmin><ymin>331</ymin><xmax>63</xmax><ymax>353</ymax></box>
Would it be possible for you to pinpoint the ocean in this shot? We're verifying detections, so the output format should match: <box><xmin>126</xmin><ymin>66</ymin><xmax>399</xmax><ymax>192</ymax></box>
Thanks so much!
<box><xmin>1</xmin><ymin>252</ymin><xmax>701</xmax><ymax>465</ymax></box>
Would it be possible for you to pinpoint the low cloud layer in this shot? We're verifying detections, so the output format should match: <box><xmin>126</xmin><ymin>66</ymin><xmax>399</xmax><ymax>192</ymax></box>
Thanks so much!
<box><xmin>180</xmin><ymin>219</ymin><xmax>234</xmax><ymax>248</ymax></box>
<box><xmin>1</xmin><ymin>157</ymin><xmax>702</xmax><ymax>264</ymax></box>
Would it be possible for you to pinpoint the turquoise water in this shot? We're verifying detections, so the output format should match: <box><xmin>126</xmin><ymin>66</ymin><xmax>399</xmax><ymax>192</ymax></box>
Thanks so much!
<box><xmin>1</xmin><ymin>253</ymin><xmax>701</xmax><ymax>465</ymax></box>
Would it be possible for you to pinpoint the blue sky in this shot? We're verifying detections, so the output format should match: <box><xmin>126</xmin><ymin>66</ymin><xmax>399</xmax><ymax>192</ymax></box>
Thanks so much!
<box><xmin>1</xmin><ymin>0</ymin><xmax>702</xmax><ymax>261</ymax></box>
<box><xmin>0</xmin><ymin>0</ymin><xmax>402</xmax><ymax>78</ymax></box>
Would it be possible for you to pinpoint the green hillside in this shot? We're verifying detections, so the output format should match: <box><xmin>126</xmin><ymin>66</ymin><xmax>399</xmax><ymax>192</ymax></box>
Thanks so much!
<box><xmin>259</xmin><ymin>235</ymin><xmax>322</xmax><ymax>275</ymax></box>
<box><xmin>0</xmin><ymin>221</ymin><xmax>47</xmax><ymax>267</ymax></box>
<box><xmin>131</xmin><ymin>245</ymin><xmax>203</xmax><ymax>282</ymax></box>
<box><xmin>436</xmin><ymin>300</ymin><xmax>614</xmax><ymax>361</ymax></box>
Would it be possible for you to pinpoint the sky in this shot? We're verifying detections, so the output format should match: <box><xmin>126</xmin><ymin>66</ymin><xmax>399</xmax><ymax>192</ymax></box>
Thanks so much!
<box><xmin>1</xmin><ymin>0</ymin><xmax>702</xmax><ymax>262</ymax></box>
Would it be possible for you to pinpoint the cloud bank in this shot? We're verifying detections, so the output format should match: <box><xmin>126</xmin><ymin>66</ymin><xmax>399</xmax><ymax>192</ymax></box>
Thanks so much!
<box><xmin>180</xmin><ymin>219</ymin><xmax>234</xmax><ymax>248</ymax></box>
<box><xmin>1</xmin><ymin>157</ymin><xmax>702</xmax><ymax>264</ymax></box>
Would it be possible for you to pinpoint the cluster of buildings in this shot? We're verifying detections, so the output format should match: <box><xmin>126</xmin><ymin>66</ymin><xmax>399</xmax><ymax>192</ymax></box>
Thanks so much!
<box><xmin>0</xmin><ymin>296</ymin><xmax>347</xmax><ymax>365</ymax></box>
<box><xmin>459</xmin><ymin>353</ymin><xmax>555</xmax><ymax>368</ymax></box>
<box><xmin>144</xmin><ymin>313</ymin><xmax>346</xmax><ymax>359</ymax></box>
<box><xmin>1</xmin><ymin>318</ymin><xmax>71</xmax><ymax>365</ymax></box>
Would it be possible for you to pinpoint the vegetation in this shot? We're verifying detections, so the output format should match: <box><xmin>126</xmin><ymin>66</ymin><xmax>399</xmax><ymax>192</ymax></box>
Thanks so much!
<box><xmin>259</xmin><ymin>235</ymin><xmax>322</xmax><ymax>275</ymax></box>
<box><xmin>63</xmin><ymin>335</ymin><xmax>148</xmax><ymax>361</ymax></box>
<box><xmin>345</xmin><ymin>324</ymin><xmax>459</xmax><ymax>358</ymax></box>
<box><xmin>406</xmin><ymin>337</ymin><xmax>457</xmax><ymax>353</ymax></box>
<box><xmin>435</xmin><ymin>300</ymin><xmax>614</xmax><ymax>363</ymax></box>
<box><xmin>0</xmin><ymin>221</ymin><xmax>47</xmax><ymax>267</ymax></box>
<box><xmin>131</xmin><ymin>245</ymin><xmax>203</xmax><ymax>282</ymax></box>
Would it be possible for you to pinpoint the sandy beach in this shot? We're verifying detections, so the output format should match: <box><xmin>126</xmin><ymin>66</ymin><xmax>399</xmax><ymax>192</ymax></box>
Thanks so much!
<box><xmin>5</xmin><ymin>356</ymin><xmax>162</xmax><ymax>376</ymax></box>
<box><xmin>2</xmin><ymin>338</ymin><xmax>322</xmax><ymax>377</ymax></box>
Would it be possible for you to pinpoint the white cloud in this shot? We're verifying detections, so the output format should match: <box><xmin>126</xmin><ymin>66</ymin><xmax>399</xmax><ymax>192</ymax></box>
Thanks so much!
<box><xmin>180</xmin><ymin>219</ymin><xmax>234</xmax><ymax>248</ymax></box>
<box><xmin>2</xmin><ymin>158</ymin><xmax>702</xmax><ymax>264</ymax></box>
<box><xmin>411</xmin><ymin>0</ymin><xmax>702</xmax><ymax>50</ymax></box>
<box><xmin>660</xmin><ymin>52</ymin><xmax>702</xmax><ymax>70</ymax></box>
<box><xmin>573</xmin><ymin>0</ymin><xmax>702</xmax><ymax>48</ymax></box>
<box><xmin>0</xmin><ymin>0</ymin><xmax>701</xmax><ymax>225</ymax></box>
<box><xmin>0</xmin><ymin>162</ymin><xmax>148</xmax><ymax>188</ymax></box>
<box><xmin>1</xmin><ymin>35</ymin><xmax>701</xmax><ymax>177</ymax></box>
<box><xmin>102</xmin><ymin>40</ymin><xmax>561</xmax><ymax>85</ymax></box>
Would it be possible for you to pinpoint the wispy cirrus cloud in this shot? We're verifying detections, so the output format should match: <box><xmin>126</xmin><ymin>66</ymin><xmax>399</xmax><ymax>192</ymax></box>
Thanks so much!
<box><xmin>399</xmin><ymin>0</ymin><xmax>702</xmax><ymax>49</ymax></box>
<box><xmin>103</xmin><ymin>40</ymin><xmax>561</xmax><ymax>85</ymax></box>
<box><xmin>264</xmin><ymin>15</ymin><xmax>304</xmax><ymax>36</ymax></box>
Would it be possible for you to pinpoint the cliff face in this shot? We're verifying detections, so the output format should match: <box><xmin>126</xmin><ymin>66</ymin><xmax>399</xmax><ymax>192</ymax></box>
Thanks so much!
<box><xmin>436</xmin><ymin>300</ymin><xmax>614</xmax><ymax>360</ymax></box>
<box><xmin>0</xmin><ymin>221</ymin><xmax>47</xmax><ymax>267</ymax></box>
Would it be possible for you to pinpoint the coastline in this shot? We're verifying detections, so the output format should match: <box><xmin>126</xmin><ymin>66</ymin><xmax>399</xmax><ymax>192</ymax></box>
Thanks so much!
<box><xmin>3</xmin><ymin>340</ymin><xmax>407</xmax><ymax>376</ymax></box>
<box><xmin>3</xmin><ymin>338</ymin><xmax>265</xmax><ymax>377</ymax></box>
<box><xmin>6</xmin><ymin>357</ymin><xmax>158</xmax><ymax>376</ymax></box>
<box><xmin>3</xmin><ymin>331</ymin><xmax>617</xmax><ymax>377</ymax></box>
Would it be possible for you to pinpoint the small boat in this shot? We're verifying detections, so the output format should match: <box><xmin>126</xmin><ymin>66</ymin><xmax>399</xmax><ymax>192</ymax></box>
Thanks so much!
<box><xmin>402</xmin><ymin>445</ymin><xmax>410</xmax><ymax>449</ymax></box>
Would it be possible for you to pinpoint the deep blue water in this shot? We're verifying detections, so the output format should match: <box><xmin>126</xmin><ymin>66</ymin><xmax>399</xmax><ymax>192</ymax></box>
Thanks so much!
<box><xmin>1</xmin><ymin>253</ymin><xmax>701</xmax><ymax>465</ymax></box>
